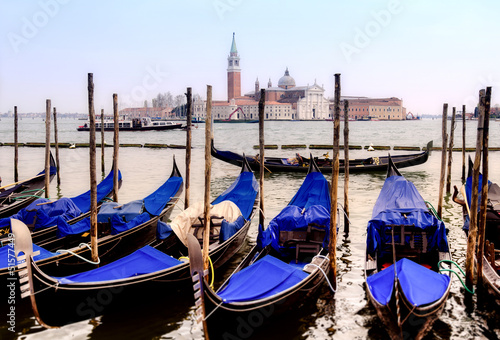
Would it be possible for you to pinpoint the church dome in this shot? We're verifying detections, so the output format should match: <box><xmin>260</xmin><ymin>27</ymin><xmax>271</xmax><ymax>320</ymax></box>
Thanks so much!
<box><xmin>278</xmin><ymin>67</ymin><xmax>295</xmax><ymax>89</ymax></box>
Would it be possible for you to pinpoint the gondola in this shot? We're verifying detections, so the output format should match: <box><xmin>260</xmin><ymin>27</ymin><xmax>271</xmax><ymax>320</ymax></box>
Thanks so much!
<box><xmin>187</xmin><ymin>157</ymin><xmax>333</xmax><ymax>339</ymax></box>
<box><xmin>2</xmin><ymin>156</ymin><xmax>183</xmax><ymax>293</ymax></box>
<box><xmin>364</xmin><ymin>156</ymin><xmax>452</xmax><ymax>340</ymax></box>
<box><xmin>454</xmin><ymin>158</ymin><xmax>500</xmax><ymax>301</ymax></box>
<box><xmin>10</xmin><ymin>158</ymin><xmax>258</xmax><ymax>327</ymax></box>
<box><xmin>212</xmin><ymin>139</ymin><xmax>432</xmax><ymax>173</ymax></box>
<box><xmin>0</xmin><ymin>152</ymin><xmax>57</xmax><ymax>218</ymax></box>
<box><xmin>0</xmin><ymin>167</ymin><xmax>122</xmax><ymax>245</ymax></box>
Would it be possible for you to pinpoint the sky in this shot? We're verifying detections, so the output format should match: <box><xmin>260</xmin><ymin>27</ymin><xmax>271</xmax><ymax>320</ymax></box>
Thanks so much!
<box><xmin>0</xmin><ymin>0</ymin><xmax>498</xmax><ymax>116</ymax></box>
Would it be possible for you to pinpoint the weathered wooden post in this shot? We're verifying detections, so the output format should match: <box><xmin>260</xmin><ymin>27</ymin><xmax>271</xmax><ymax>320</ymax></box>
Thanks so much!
<box><xmin>476</xmin><ymin>86</ymin><xmax>491</xmax><ymax>289</ymax></box>
<box><xmin>437</xmin><ymin>104</ymin><xmax>448</xmax><ymax>218</ymax></box>
<box><xmin>185</xmin><ymin>87</ymin><xmax>192</xmax><ymax>209</ymax></box>
<box><xmin>465</xmin><ymin>89</ymin><xmax>485</xmax><ymax>289</ymax></box>
<box><xmin>113</xmin><ymin>94</ymin><xmax>119</xmax><ymax>202</ymax></box>
<box><xmin>45</xmin><ymin>99</ymin><xmax>51</xmax><ymax>198</ymax></box>
<box><xmin>14</xmin><ymin>106</ymin><xmax>18</xmax><ymax>182</ymax></box>
<box><xmin>329</xmin><ymin>73</ymin><xmax>340</xmax><ymax>289</ymax></box>
<box><xmin>203</xmin><ymin>85</ymin><xmax>213</xmax><ymax>271</ymax></box>
<box><xmin>446</xmin><ymin>107</ymin><xmax>456</xmax><ymax>194</ymax></box>
<box><xmin>462</xmin><ymin>104</ymin><xmax>466</xmax><ymax>183</ymax></box>
<box><xmin>259</xmin><ymin>89</ymin><xmax>266</xmax><ymax>228</ymax></box>
<box><xmin>101</xmin><ymin>109</ymin><xmax>105</xmax><ymax>174</ymax></box>
<box><xmin>88</xmin><ymin>73</ymin><xmax>98</xmax><ymax>263</ymax></box>
<box><xmin>53</xmin><ymin>107</ymin><xmax>61</xmax><ymax>186</ymax></box>
<box><xmin>343</xmin><ymin>99</ymin><xmax>350</xmax><ymax>235</ymax></box>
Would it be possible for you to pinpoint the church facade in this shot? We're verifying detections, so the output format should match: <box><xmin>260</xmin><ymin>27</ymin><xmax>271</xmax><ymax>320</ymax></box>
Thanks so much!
<box><xmin>193</xmin><ymin>34</ymin><xmax>330</xmax><ymax>121</ymax></box>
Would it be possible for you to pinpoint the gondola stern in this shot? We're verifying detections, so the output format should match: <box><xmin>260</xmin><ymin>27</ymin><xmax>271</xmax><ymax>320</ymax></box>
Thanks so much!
<box><xmin>467</xmin><ymin>155</ymin><xmax>473</xmax><ymax>179</ymax></box>
<box><xmin>241</xmin><ymin>153</ymin><xmax>253</xmax><ymax>174</ymax></box>
<box><xmin>308</xmin><ymin>153</ymin><xmax>321</xmax><ymax>174</ymax></box>
<box><xmin>170</xmin><ymin>154</ymin><xmax>183</xmax><ymax>179</ymax></box>
<box><xmin>386</xmin><ymin>154</ymin><xmax>402</xmax><ymax>178</ymax></box>
<box><xmin>10</xmin><ymin>218</ymin><xmax>58</xmax><ymax>329</ymax></box>
<box><xmin>186</xmin><ymin>234</ymin><xmax>211</xmax><ymax>338</ymax></box>
<box><xmin>425</xmin><ymin>140</ymin><xmax>433</xmax><ymax>156</ymax></box>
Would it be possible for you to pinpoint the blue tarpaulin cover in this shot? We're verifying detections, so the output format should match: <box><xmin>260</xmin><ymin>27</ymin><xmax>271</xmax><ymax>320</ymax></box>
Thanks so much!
<box><xmin>219</xmin><ymin>215</ymin><xmax>246</xmax><ymax>242</ymax></box>
<box><xmin>0</xmin><ymin>242</ymin><xmax>57</xmax><ymax>269</ymax></box>
<box><xmin>55</xmin><ymin>245</ymin><xmax>182</xmax><ymax>284</ymax></box>
<box><xmin>257</xmin><ymin>171</ymin><xmax>331</xmax><ymax>252</ymax></box>
<box><xmin>110</xmin><ymin>212</ymin><xmax>150</xmax><ymax>235</ymax></box>
<box><xmin>0</xmin><ymin>198</ymin><xmax>82</xmax><ymax>231</ymax></box>
<box><xmin>217</xmin><ymin>255</ymin><xmax>308</xmax><ymax>303</ymax></box>
<box><xmin>366</xmin><ymin>175</ymin><xmax>449</xmax><ymax>256</ymax></box>
<box><xmin>0</xmin><ymin>169</ymin><xmax>120</xmax><ymax>231</ymax></box>
<box><xmin>97</xmin><ymin>200</ymin><xmax>143</xmax><ymax>223</ymax></box>
<box><xmin>56</xmin><ymin>216</ymin><xmax>91</xmax><ymax>238</ymax></box>
<box><xmin>465</xmin><ymin>173</ymin><xmax>491</xmax><ymax>212</ymax></box>
<box><xmin>56</xmin><ymin>174</ymin><xmax>182</xmax><ymax>237</ymax></box>
<box><xmin>366</xmin><ymin>258</ymin><xmax>450</xmax><ymax>306</ymax></box>
<box><xmin>70</xmin><ymin>168</ymin><xmax>122</xmax><ymax>213</ymax></box>
<box><xmin>156</xmin><ymin>220</ymin><xmax>173</xmax><ymax>240</ymax></box>
<box><xmin>211</xmin><ymin>171</ymin><xmax>258</xmax><ymax>220</ymax></box>
<box><xmin>287</xmin><ymin>172</ymin><xmax>331</xmax><ymax>211</ymax></box>
<box><xmin>143</xmin><ymin>177</ymin><xmax>183</xmax><ymax>216</ymax></box>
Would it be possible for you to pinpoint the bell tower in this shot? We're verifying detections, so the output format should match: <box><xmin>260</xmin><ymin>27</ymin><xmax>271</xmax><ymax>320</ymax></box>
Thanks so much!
<box><xmin>227</xmin><ymin>32</ymin><xmax>241</xmax><ymax>101</ymax></box>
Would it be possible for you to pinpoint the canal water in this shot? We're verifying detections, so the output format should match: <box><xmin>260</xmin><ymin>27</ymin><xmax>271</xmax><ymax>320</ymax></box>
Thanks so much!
<box><xmin>0</xmin><ymin>117</ymin><xmax>499</xmax><ymax>339</ymax></box>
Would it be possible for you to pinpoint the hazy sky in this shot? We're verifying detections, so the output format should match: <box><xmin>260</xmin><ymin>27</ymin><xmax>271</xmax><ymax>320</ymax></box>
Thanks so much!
<box><xmin>0</xmin><ymin>0</ymin><xmax>498</xmax><ymax>115</ymax></box>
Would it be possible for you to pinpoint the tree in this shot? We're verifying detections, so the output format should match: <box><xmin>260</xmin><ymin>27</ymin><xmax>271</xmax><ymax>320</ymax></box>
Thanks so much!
<box><xmin>193</xmin><ymin>93</ymin><xmax>203</xmax><ymax>103</ymax></box>
<box><xmin>153</xmin><ymin>92</ymin><xmax>174</xmax><ymax>108</ymax></box>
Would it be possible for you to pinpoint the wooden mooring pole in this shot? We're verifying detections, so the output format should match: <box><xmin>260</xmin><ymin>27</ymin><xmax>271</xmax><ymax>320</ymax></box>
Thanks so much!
<box><xmin>437</xmin><ymin>103</ymin><xmax>448</xmax><ymax>218</ymax></box>
<box><xmin>343</xmin><ymin>100</ymin><xmax>350</xmax><ymax>235</ymax></box>
<box><xmin>101</xmin><ymin>109</ymin><xmax>105</xmax><ymax>174</ymax></box>
<box><xmin>329</xmin><ymin>73</ymin><xmax>340</xmax><ymax>289</ymax></box>
<box><xmin>466</xmin><ymin>89</ymin><xmax>485</xmax><ymax>289</ymax></box>
<box><xmin>446</xmin><ymin>107</ymin><xmax>456</xmax><ymax>194</ymax></box>
<box><xmin>53</xmin><ymin>107</ymin><xmax>61</xmax><ymax>186</ymax></box>
<box><xmin>476</xmin><ymin>86</ymin><xmax>491</xmax><ymax>290</ymax></box>
<box><xmin>113</xmin><ymin>94</ymin><xmax>119</xmax><ymax>202</ymax></box>
<box><xmin>14</xmin><ymin>106</ymin><xmax>18</xmax><ymax>182</ymax></box>
<box><xmin>185</xmin><ymin>87</ymin><xmax>192</xmax><ymax>209</ymax></box>
<box><xmin>203</xmin><ymin>85</ymin><xmax>212</xmax><ymax>271</ymax></box>
<box><xmin>88</xmin><ymin>73</ymin><xmax>98</xmax><ymax>263</ymax></box>
<box><xmin>259</xmin><ymin>89</ymin><xmax>266</xmax><ymax>228</ymax></box>
<box><xmin>462</xmin><ymin>105</ymin><xmax>466</xmax><ymax>183</ymax></box>
<box><xmin>45</xmin><ymin>99</ymin><xmax>51</xmax><ymax>199</ymax></box>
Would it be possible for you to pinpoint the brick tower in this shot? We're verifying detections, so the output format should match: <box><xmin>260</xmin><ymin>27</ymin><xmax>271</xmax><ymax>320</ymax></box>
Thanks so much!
<box><xmin>227</xmin><ymin>32</ymin><xmax>241</xmax><ymax>101</ymax></box>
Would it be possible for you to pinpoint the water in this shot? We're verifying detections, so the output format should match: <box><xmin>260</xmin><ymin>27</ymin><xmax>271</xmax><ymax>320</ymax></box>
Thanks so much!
<box><xmin>0</xmin><ymin>117</ymin><xmax>499</xmax><ymax>340</ymax></box>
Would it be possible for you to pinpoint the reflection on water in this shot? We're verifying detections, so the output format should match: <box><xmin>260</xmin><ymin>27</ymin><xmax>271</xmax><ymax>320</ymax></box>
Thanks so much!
<box><xmin>0</xmin><ymin>118</ymin><xmax>499</xmax><ymax>339</ymax></box>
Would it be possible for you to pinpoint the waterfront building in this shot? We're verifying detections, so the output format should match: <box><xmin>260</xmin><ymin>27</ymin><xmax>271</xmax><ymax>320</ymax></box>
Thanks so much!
<box><xmin>333</xmin><ymin>96</ymin><xmax>406</xmax><ymax>120</ymax></box>
<box><xmin>193</xmin><ymin>33</ymin><xmax>330</xmax><ymax>121</ymax></box>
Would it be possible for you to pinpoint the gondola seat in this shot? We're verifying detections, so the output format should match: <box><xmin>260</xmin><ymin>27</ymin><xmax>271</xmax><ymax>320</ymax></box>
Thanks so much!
<box><xmin>383</xmin><ymin>224</ymin><xmax>428</xmax><ymax>264</ymax></box>
<box><xmin>279</xmin><ymin>225</ymin><xmax>326</xmax><ymax>263</ymax></box>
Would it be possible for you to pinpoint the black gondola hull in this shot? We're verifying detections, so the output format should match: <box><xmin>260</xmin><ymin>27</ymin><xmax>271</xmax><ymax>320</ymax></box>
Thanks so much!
<box><xmin>0</xmin><ymin>153</ymin><xmax>56</xmax><ymax>219</ymax></box>
<box><xmin>211</xmin><ymin>140</ymin><xmax>431</xmax><ymax>174</ymax></box>
<box><xmin>201</xmin><ymin>247</ymin><xmax>330</xmax><ymax>339</ymax></box>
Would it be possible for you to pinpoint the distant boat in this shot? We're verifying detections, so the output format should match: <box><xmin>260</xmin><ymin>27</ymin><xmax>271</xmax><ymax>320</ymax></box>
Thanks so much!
<box><xmin>77</xmin><ymin>116</ymin><xmax>183</xmax><ymax>131</ymax></box>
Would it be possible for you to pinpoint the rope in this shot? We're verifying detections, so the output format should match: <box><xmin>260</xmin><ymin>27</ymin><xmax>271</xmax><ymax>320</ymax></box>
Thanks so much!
<box><xmin>337</xmin><ymin>203</ymin><xmax>352</xmax><ymax>225</ymax></box>
<box><xmin>424</xmin><ymin>201</ymin><xmax>443</xmax><ymax>222</ymax></box>
<box><xmin>305</xmin><ymin>262</ymin><xmax>336</xmax><ymax>293</ymax></box>
<box><xmin>252</xmin><ymin>155</ymin><xmax>272</xmax><ymax>173</ymax></box>
<box><xmin>203</xmin><ymin>300</ymin><xmax>224</xmax><ymax>321</ymax></box>
<box><xmin>179</xmin><ymin>255</ymin><xmax>215</xmax><ymax>289</ymax></box>
<box><xmin>56</xmin><ymin>243</ymin><xmax>100</xmax><ymax>265</ymax></box>
<box><xmin>12</xmin><ymin>194</ymin><xmax>44</xmax><ymax>201</ymax></box>
<box><xmin>438</xmin><ymin>260</ymin><xmax>475</xmax><ymax>294</ymax></box>
<box><xmin>391</xmin><ymin>227</ymin><xmax>403</xmax><ymax>334</ymax></box>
